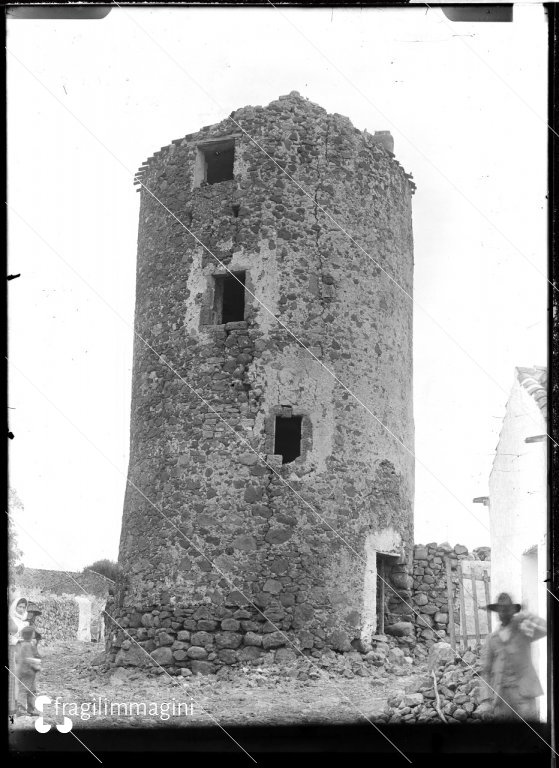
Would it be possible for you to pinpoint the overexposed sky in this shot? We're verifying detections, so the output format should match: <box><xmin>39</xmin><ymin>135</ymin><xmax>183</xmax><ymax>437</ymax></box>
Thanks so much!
<box><xmin>7</xmin><ymin>5</ymin><xmax>547</xmax><ymax>570</ymax></box>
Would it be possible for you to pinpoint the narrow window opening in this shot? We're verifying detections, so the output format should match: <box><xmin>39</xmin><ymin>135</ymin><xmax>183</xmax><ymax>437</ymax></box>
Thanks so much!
<box><xmin>232</xmin><ymin>204</ymin><xmax>240</xmax><ymax>218</ymax></box>
<box><xmin>203</xmin><ymin>142</ymin><xmax>235</xmax><ymax>184</ymax></box>
<box><xmin>274</xmin><ymin>416</ymin><xmax>302</xmax><ymax>464</ymax></box>
<box><xmin>376</xmin><ymin>554</ymin><xmax>387</xmax><ymax>634</ymax></box>
<box><xmin>213</xmin><ymin>271</ymin><xmax>245</xmax><ymax>324</ymax></box>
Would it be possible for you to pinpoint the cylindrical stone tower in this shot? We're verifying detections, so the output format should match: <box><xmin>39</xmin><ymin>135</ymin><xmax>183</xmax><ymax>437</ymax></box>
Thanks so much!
<box><xmin>108</xmin><ymin>92</ymin><xmax>416</xmax><ymax>671</ymax></box>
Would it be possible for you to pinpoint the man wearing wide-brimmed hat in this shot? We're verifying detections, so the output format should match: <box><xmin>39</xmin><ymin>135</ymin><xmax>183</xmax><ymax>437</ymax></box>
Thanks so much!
<box><xmin>480</xmin><ymin>592</ymin><xmax>546</xmax><ymax>721</ymax></box>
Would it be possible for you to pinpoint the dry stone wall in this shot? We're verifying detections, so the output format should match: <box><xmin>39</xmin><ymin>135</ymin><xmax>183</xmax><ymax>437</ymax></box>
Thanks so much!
<box><xmin>33</xmin><ymin>597</ymin><xmax>80</xmax><ymax>644</ymax></box>
<box><xmin>411</xmin><ymin>542</ymin><xmax>491</xmax><ymax>654</ymax></box>
<box><xmin>110</xmin><ymin>92</ymin><xmax>416</xmax><ymax>671</ymax></box>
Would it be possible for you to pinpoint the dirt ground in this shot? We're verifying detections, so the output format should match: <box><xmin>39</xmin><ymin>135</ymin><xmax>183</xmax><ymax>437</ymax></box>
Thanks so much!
<box><xmin>9</xmin><ymin>640</ymin><xmax>422</xmax><ymax>731</ymax></box>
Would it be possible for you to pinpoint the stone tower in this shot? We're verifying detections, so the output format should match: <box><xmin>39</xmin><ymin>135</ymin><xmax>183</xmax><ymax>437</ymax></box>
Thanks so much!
<box><xmin>108</xmin><ymin>92</ymin><xmax>416</xmax><ymax>671</ymax></box>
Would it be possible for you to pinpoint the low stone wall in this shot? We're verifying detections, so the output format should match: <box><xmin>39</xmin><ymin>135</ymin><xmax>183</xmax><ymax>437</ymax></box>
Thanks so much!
<box><xmin>101</xmin><ymin>543</ymin><xmax>490</xmax><ymax>673</ymax></box>
<box><xmin>106</xmin><ymin>599</ymin><xmax>359</xmax><ymax>673</ymax></box>
<box><xmin>411</xmin><ymin>542</ymin><xmax>490</xmax><ymax>652</ymax></box>
<box><xmin>34</xmin><ymin>596</ymin><xmax>80</xmax><ymax>644</ymax></box>
<box><xmin>103</xmin><ymin>590</ymin><xmax>420</xmax><ymax>676</ymax></box>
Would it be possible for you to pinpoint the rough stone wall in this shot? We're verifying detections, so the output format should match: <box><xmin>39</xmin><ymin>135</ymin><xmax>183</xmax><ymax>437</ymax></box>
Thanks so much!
<box><xmin>411</xmin><ymin>542</ymin><xmax>491</xmax><ymax>654</ymax></box>
<box><xmin>32</xmin><ymin>596</ymin><xmax>80</xmax><ymax>645</ymax></box>
<box><xmin>110</xmin><ymin>92</ymin><xmax>415</xmax><ymax>672</ymax></box>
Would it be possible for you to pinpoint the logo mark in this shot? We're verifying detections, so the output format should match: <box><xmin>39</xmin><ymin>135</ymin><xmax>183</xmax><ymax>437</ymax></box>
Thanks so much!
<box><xmin>34</xmin><ymin>696</ymin><xmax>73</xmax><ymax>733</ymax></box>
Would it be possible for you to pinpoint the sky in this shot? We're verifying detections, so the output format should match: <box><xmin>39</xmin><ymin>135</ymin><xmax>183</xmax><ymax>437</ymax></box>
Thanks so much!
<box><xmin>7</xmin><ymin>5</ymin><xmax>548</xmax><ymax>571</ymax></box>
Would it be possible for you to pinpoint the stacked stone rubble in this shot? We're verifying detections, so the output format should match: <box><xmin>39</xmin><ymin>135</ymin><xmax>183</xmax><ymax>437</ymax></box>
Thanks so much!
<box><xmin>379</xmin><ymin>643</ymin><xmax>492</xmax><ymax>724</ymax></box>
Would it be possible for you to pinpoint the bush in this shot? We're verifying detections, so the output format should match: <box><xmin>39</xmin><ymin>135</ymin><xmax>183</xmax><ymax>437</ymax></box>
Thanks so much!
<box><xmin>82</xmin><ymin>559</ymin><xmax>120</xmax><ymax>582</ymax></box>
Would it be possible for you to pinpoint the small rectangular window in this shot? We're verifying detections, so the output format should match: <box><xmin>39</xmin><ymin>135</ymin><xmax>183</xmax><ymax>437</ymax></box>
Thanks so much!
<box><xmin>213</xmin><ymin>271</ymin><xmax>245</xmax><ymax>324</ymax></box>
<box><xmin>197</xmin><ymin>139</ymin><xmax>235</xmax><ymax>185</ymax></box>
<box><xmin>274</xmin><ymin>416</ymin><xmax>302</xmax><ymax>464</ymax></box>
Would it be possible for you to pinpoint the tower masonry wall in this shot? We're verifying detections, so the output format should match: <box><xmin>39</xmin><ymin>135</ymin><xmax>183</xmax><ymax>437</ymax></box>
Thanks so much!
<box><xmin>109</xmin><ymin>92</ymin><xmax>416</xmax><ymax>673</ymax></box>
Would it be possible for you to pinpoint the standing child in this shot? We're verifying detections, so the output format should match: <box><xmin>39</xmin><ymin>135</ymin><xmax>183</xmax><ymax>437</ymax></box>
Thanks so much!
<box><xmin>15</xmin><ymin>626</ymin><xmax>41</xmax><ymax>717</ymax></box>
<box><xmin>8</xmin><ymin>596</ymin><xmax>29</xmax><ymax>716</ymax></box>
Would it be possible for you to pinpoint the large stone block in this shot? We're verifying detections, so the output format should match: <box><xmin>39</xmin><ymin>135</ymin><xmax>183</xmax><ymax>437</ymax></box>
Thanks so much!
<box><xmin>215</xmin><ymin>631</ymin><xmax>242</xmax><ymax>649</ymax></box>
<box><xmin>197</xmin><ymin>619</ymin><xmax>218</xmax><ymax>631</ymax></box>
<box><xmin>391</xmin><ymin>573</ymin><xmax>413</xmax><ymax>590</ymax></box>
<box><xmin>388</xmin><ymin>647</ymin><xmax>405</xmax><ymax>664</ymax></box>
<box><xmin>218</xmin><ymin>649</ymin><xmax>239</xmax><ymax>665</ymax></box>
<box><xmin>427</xmin><ymin>642</ymin><xmax>455</xmax><ymax>670</ymax></box>
<box><xmin>114</xmin><ymin>644</ymin><xmax>147</xmax><ymax>667</ymax></box>
<box><xmin>263</xmin><ymin>579</ymin><xmax>283</xmax><ymax>594</ymax></box>
<box><xmin>265</xmin><ymin>528</ymin><xmax>292</xmax><ymax>545</ymax></box>
<box><xmin>191</xmin><ymin>661</ymin><xmax>215</xmax><ymax>676</ymax></box>
<box><xmin>238</xmin><ymin>645</ymin><xmax>263</xmax><ymax>662</ymax></box>
<box><xmin>385</xmin><ymin>621</ymin><xmax>414</xmax><ymax>637</ymax></box>
<box><xmin>187</xmin><ymin>646</ymin><xmax>208</xmax><ymax>660</ymax></box>
<box><xmin>262</xmin><ymin>631</ymin><xmax>286</xmax><ymax>650</ymax></box>
<box><xmin>422</xmin><ymin>604</ymin><xmax>438</xmax><ymax>615</ymax></box>
<box><xmin>221</xmin><ymin>618</ymin><xmax>241</xmax><ymax>631</ymax></box>
<box><xmin>292</xmin><ymin>603</ymin><xmax>314</xmax><ymax>628</ymax></box>
<box><xmin>191</xmin><ymin>631</ymin><xmax>214</xmax><ymax>646</ymax></box>
<box><xmin>413</xmin><ymin>593</ymin><xmax>428</xmax><ymax>606</ymax></box>
<box><xmin>156</xmin><ymin>631</ymin><xmax>175</xmax><ymax>646</ymax></box>
<box><xmin>232</xmin><ymin>535</ymin><xmax>257</xmax><ymax>551</ymax></box>
<box><xmin>327</xmin><ymin>629</ymin><xmax>351</xmax><ymax>652</ymax></box>
<box><xmin>297</xmin><ymin>630</ymin><xmax>314</xmax><ymax>649</ymax></box>
<box><xmin>150</xmin><ymin>647</ymin><xmax>174</xmax><ymax>666</ymax></box>
<box><xmin>243</xmin><ymin>631</ymin><xmax>263</xmax><ymax>647</ymax></box>
<box><xmin>193</xmin><ymin>606</ymin><xmax>213</xmax><ymax>620</ymax></box>
<box><xmin>274</xmin><ymin>648</ymin><xmax>297</xmax><ymax>664</ymax></box>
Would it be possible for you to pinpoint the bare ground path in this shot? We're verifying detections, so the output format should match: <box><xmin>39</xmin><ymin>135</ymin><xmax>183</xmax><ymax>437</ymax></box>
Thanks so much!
<box><xmin>9</xmin><ymin>640</ymin><xmax>422</xmax><ymax>731</ymax></box>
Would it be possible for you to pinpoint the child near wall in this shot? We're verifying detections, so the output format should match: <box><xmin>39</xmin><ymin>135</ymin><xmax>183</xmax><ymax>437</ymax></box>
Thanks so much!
<box><xmin>15</xmin><ymin>626</ymin><xmax>41</xmax><ymax>716</ymax></box>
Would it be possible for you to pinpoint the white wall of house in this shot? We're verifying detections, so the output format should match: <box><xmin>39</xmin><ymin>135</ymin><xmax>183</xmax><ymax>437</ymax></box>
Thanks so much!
<box><xmin>75</xmin><ymin>595</ymin><xmax>92</xmax><ymax>642</ymax></box>
<box><xmin>488</xmin><ymin>374</ymin><xmax>547</xmax><ymax>719</ymax></box>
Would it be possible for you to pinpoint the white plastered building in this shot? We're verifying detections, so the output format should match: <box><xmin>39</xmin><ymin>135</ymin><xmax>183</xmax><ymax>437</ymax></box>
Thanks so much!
<box><xmin>487</xmin><ymin>366</ymin><xmax>547</xmax><ymax>720</ymax></box>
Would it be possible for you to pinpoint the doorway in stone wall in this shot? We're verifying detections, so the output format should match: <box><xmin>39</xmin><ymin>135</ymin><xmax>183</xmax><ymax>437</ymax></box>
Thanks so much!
<box><xmin>363</xmin><ymin>533</ymin><xmax>402</xmax><ymax>645</ymax></box>
<box><xmin>376</xmin><ymin>554</ymin><xmax>393</xmax><ymax>634</ymax></box>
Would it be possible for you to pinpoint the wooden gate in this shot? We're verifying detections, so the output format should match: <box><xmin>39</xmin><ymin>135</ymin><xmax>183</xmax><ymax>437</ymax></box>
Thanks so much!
<box><xmin>445</xmin><ymin>557</ymin><xmax>491</xmax><ymax>651</ymax></box>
